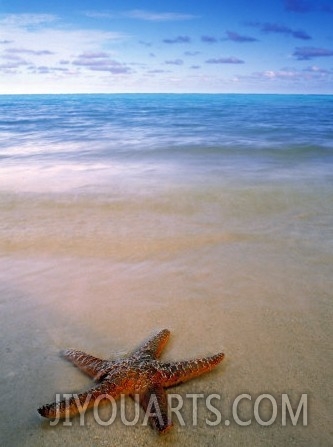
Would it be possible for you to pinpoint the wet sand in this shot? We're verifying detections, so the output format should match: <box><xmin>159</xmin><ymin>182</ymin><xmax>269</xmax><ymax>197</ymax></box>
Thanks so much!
<box><xmin>0</xmin><ymin>186</ymin><xmax>332</xmax><ymax>446</ymax></box>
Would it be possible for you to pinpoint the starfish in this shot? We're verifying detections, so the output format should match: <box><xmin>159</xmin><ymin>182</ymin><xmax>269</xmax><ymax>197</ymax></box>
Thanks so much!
<box><xmin>38</xmin><ymin>329</ymin><xmax>224</xmax><ymax>433</ymax></box>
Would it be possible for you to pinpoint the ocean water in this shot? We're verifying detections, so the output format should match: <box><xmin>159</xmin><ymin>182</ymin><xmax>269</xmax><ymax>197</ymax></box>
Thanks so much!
<box><xmin>1</xmin><ymin>94</ymin><xmax>333</xmax><ymax>191</ymax></box>
<box><xmin>0</xmin><ymin>94</ymin><xmax>332</xmax><ymax>446</ymax></box>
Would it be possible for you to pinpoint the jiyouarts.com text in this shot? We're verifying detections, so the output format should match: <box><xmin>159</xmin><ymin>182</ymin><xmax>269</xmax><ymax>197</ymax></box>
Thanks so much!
<box><xmin>46</xmin><ymin>392</ymin><xmax>308</xmax><ymax>428</ymax></box>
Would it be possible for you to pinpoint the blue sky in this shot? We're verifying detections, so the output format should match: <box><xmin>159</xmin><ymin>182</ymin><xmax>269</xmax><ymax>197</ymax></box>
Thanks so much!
<box><xmin>0</xmin><ymin>0</ymin><xmax>332</xmax><ymax>93</ymax></box>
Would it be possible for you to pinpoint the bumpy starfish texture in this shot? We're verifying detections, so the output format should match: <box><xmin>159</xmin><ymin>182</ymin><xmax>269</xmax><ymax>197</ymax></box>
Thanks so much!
<box><xmin>38</xmin><ymin>329</ymin><xmax>224</xmax><ymax>433</ymax></box>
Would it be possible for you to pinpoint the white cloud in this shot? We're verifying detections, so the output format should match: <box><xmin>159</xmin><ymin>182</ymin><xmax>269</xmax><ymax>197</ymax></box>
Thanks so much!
<box><xmin>165</xmin><ymin>59</ymin><xmax>184</xmax><ymax>65</ymax></box>
<box><xmin>0</xmin><ymin>27</ymin><xmax>124</xmax><ymax>71</ymax></box>
<box><xmin>72</xmin><ymin>53</ymin><xmax>132</xmax><ymax>74</ymax></box>
<box><xmin>0</xmin><ymin>16</ymin><xmax>125</xmax><ymax>56</ymax></box>
<box><xmin>123</xmin><ymin>10</ymin><xmax>198</xmax><ymax>21</ymax></box>
<box><xmin>206</xmin><ymin>57</ymin><xmax>245</xmax><ymax>64</ymax></box>
<box><xmin>303</xmin><ymin>65</ymin><xmax>329</xmax><ymax>73</ymax></box>
<box><xmin>0</xmin><ymin>13</ymin><xmax>131</xmax><ymax>91</ymax></box>
<box><xmin>0</xmin><ymin>14</ymin><xmax>126</xmax><ymax>56</ymax></box>
<box><xmin>0</xmin><ymin>13</ymin><xmax>57</xmax><ymax>27</ymax></box>
<box><xmin>252</xmin><ymin>67</ymin><xmax>333</xmax><ymax>82</ymax></box>
<box><xmin>5</xmin><ymin>48</ymin><xmax>55</xmax><ymax>56</ymax></box>
<box><xmin>84</xmin><ymin>9</ymin><xmax>198</xmax><ymax>21</ymax></box>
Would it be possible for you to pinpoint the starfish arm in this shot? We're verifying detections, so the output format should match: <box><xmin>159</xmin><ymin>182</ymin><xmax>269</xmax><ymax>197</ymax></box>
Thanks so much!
<box><xmin>159</xmin><ymin>352</ymin><xmax>225</xmax><ymax>387</ymax></box>
<box><xmin>62</xmin><ymin>349</ymin><xmax>109</xmax><ymax>379</ymax></box>
<box><xmin>132</xmin><ymin>329</ymin><xmax>170</xmax><ymax>359</ymax></box>
<box><xmin>38</xmin><ymin>381</ymin><xmax>124</xmax><ymax>420</ymax></box>
<box><xmin>38</xmin><ymin>329</ymin><xmax>226</xmax><ymax>435</ymax></box>
<box><xmin>137</xmin><ymin>385</ymin><xmax>172</xmax><ymax>434</ymax></box>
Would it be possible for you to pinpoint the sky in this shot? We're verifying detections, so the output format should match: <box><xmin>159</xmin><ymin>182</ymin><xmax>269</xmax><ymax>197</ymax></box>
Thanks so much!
<box><xmin>0</xmin><ymin>0</ymin><xmax>332</xmax><ymax>94</ymax></box>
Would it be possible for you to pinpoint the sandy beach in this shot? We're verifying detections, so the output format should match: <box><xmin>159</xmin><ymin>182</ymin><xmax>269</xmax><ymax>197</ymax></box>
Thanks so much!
<box><xmin>0</xmin><ymin>183</ymin><xmax>332</xmax><ymax>447</ymax></box>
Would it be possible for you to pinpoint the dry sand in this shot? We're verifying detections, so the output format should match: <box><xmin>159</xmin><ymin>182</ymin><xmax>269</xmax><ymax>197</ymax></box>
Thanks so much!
<box><xmin>0</xmin><ymin>190</ymin><xmax>332</xmax><ymax>446</ymax></box>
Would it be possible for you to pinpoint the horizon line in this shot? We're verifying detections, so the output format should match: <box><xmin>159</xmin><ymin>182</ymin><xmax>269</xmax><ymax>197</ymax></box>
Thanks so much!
<box><xmin>0</xmin><ymin>92</ymin><xmax>332</xmax><ymax>96</ymax></box>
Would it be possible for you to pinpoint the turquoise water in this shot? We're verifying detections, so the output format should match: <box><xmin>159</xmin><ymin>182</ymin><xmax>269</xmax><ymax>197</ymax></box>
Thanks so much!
<box><xmin>0</xmin><ymin>94</ymin><xmax>332</xmax><ymax>192</ymax></box>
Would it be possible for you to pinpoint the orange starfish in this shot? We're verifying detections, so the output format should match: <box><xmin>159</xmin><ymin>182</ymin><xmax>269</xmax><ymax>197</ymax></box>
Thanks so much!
<box><xmin>38</xmin><ymin>329</ymin><xmax>224</xmax><ymax>433</ymax></box>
